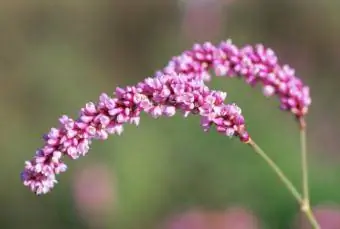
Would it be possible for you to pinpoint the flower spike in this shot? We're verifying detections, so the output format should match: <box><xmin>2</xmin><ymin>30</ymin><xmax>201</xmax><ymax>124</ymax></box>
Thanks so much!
<box><xmin>21</xmin><ymin>73</ymin><xmax>249</xmax><ymax>195</ymax></box>
<box><xmin>159</xmin><ymin>40</ymin><xmax>311</xmax><ymax>118</ymax></box>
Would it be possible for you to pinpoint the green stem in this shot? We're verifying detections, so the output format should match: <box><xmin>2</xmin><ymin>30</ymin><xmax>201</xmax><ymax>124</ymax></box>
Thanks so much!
<box><xmin>248</xmin><ymin>139</ymin><xmax>303</xmax><ymax>204</ymax></box>
<box><xmin>304</xmin><ymin>206</ymin><xmax>321</xmax><ymax>229</ymax></box>
<box><xmin>298</xmin><ymin>118</ymin><xmax>320</xmax><ymax>228</ymax></box>
<box><xmin>247</xmin><ymin>139</ymin><xmax>320</xmax><ymax>229</ymax></box>
<box><xmin>299</xmin><ymin>118</ymin><xmax>309</xmax><ymax>203</ymax></box>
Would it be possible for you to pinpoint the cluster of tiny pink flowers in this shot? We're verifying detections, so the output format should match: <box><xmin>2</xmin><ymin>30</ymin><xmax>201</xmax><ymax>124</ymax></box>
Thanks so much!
<box><xmin>21</xmin><ymin>39</ymin><xmax>312</xmax><ymax>195</ymax></box>
<box><xmin>21</xmin><ymin>73</ymin><xmax>249</xmax><ymax>195</ymax></box>
<box><xmin>158</xmin><ymin>39</ymin><xmax>311</xmax><ymax>118</ymax></box>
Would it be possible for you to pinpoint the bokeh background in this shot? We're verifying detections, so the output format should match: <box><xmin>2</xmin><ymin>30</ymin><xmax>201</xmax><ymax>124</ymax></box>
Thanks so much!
<box><xmin>1</xmin><ymin>0</ymin><xmax>340</xmax><ymax>228</ymax></box>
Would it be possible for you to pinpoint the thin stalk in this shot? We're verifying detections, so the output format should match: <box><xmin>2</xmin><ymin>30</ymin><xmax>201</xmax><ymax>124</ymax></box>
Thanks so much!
<box><xmin>247</xmin><ymin>139</ymin><xmax>303</xmax><ymax>204</ymax></box>
<box><xmin>299</xmin><ymin>117</ymin><xmax>309</xmax><ymax>204</ymax></box>
<box><xmin>246</xmin><ymin>139</ymin><xmax>320</xmax><ymax>229</ymax></box>
<box><xmin>298</xmin><ymin>118</ymin><xmax>320</xmax><ymax>228</ymax></box>
<box><xmin>304</xmin><ymin>207</ymin><xmax>321</xmax><ymax>229</ymax></box>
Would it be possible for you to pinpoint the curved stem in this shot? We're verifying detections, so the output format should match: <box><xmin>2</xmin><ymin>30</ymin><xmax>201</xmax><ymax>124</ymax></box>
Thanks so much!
<box><xmin>246</xmin><ymin>139</ymin><xmax>320</xmax><ymax>229</ymax></box>
<box><xmin>247</xmin><ymin>139</ymin><xmax>303</xmax><ymax>204</ymax></box>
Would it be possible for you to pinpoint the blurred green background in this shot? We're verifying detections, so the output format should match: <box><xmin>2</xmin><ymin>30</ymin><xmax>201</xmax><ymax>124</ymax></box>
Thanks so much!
<box><xmin>1</xmin><ymin>0</ymin><xmax>340</xmax><ymax>228</ymax></box>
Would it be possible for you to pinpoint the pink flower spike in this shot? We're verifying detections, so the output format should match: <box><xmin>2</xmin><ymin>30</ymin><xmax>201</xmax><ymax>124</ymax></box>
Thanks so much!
<box><xmin>22</xmin><ymin>38</ymin><xmax>311</xmax><ymax>195</ymax></box>
<box><xmin>21</xmin><ymin>71</ymin><xmax>249</xmax><ymax>195</ymax></box>
<box><xmin>159</xmin><ymin>39</ymin><xmax>311</xmax><ymax>118</ymax></box>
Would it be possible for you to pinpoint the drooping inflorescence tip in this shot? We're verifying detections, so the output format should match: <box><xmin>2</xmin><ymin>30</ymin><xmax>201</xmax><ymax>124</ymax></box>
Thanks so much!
<box><xmin>159</xmin><ymin>39</ymin><xmax>311</xmax><ymax>118</ymax></box>
<box><xmin>21</xmin><ymin>72</ymin><xmax>249</xmax><ymax>195</ymax></box>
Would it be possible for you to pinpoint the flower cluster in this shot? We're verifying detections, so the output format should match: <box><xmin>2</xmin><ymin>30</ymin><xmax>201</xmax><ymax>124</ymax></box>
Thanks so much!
<box><xmin>158</xmin><ymin>39</ymin><xmax>311</xmax><ymax>118</ymax></box>
<box><xmin>21</xmin><ymin>73</ymin><xmax>249</xmax><ymax>195</ymax></box>
<box><xmin>21</xmin><ymin>39</ymin><xmax>312</xmax><ymax>195</ymax></box>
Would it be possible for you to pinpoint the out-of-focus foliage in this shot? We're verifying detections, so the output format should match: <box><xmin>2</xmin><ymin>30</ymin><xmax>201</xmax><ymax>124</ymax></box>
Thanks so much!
<box><xmin>1</xmin><ymin>1</ymin><xmax>340</xmax><ymax>229</ymax></box>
